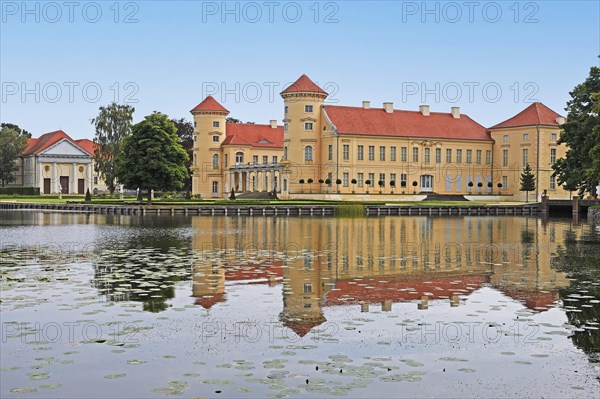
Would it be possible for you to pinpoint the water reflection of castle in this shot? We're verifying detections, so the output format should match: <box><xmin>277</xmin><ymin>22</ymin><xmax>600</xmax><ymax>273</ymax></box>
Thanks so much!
<box><xmin>192</xmin><ymin>217</ymin><xmax>571</xmax><ymax>336</ymax></box>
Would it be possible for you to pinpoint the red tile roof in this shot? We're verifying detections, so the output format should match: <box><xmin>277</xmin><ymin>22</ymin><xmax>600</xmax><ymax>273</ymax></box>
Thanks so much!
<box><xmin>22</xmin><ymin>130</ymin><xmax>92</xmax><ymax>156</ymax></box>
<box><xmin>498</xmin><ymin>287</ymin><xmax>558</xmax><ymax>312</ymax></box>
<box><xmin>222</xmin><ymin>123</ymin><xmax>284</xmax><ymax>148</ymax></box>
<box><xmin>490</xmin><ymin>102</ymin><xmax>564</xmax><ymax>129</ymax></box>
<box><xmin>281</xmin><ymin>74</ymin><xmax>328</xmax><ymax>96</ymax></box>
<box><xmin>74</xmin><ymin>139</ymin><xmax>96</xmax><ymax>156</ymax></box>
<box><xmin>191</xmin><ymin>95</ymin><xmax>230</xmax><ymax>113</ymax></box>
<box><xmin>194</xmin><ymin>293</ymin><xmax>226</xmax><ymax>309</ymax></box>
<box><xmin>324</xmin><ymin>105</ymin><xmax>492</xmax><ymax>141</ymax></box>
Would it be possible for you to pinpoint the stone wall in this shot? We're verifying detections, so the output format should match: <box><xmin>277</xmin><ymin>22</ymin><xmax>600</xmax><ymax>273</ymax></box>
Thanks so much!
<box><xmin>589</xmin><ymin>207</ymin><xmax>600</xmax><ymax>227</ymax></box>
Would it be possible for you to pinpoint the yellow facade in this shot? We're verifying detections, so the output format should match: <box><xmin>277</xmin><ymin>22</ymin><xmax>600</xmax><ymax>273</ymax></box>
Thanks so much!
<box><xmin>192</xmin><ymin>76</ymin><xmax>569</xmax><ymax>201</ymax></box>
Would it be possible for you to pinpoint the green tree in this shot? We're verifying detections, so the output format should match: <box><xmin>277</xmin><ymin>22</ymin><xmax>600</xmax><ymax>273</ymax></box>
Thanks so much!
<box><xmin>170</xmin><ymin>118</ymin><xmax>194</xmax><ymax>191</ymax></box>
<box><xmin>0</xmin><ymin>126</ymin><xmax>28</xmax><ymax>186</ymax></box>
<box><xmin>0</xmin><ymin>123</ymin><xmax>32</xmax><ymax>138</ymax></box>
<box><xmin>520</xmin><ymin>163</ymin><xmax>536</xmax><ymax>202</ymax></box>
<box><xmin>553</xmin><ymin>65</ymin><xmax>600</xmax><ymax>197</ymax></box>
<box><xmin>116</xmin><ymin>113</ymin><xmax>189</xmax><ymax>204</ymax></box>
<box><xmin>91</xmin><ymin>103</ymin><xmax>135</xmax><ymax>194</ymax></box>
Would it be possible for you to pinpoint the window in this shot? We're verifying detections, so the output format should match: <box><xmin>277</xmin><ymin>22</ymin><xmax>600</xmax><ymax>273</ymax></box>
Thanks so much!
<box><xmin>236</xmin><ymin>152</ymin><xmax>244</xmax><ymax>164</ymax></box>
<box><xmin>456</xmin><ymin>149</ymin><xmax>462</xmax><ymax>163</ymax></box>
<box><xmin>263</xmin><ymin>155</ymin><xmax>268</xmax><ymax>164</ymax></box>
<box><xmin>304</xmin><ymin>146</ymin><xmax>313</xmax><ymax>161</ymax></box>
<box><xmin>93</xmin><ymin>176</ymin><xmax>98</xmax><ymax>184</ymax></box>
<box><xmin>435</xmin><ymin>148</ymin><xmax>441</xmax><ymax>163</ymax></box>
<box><xmin>401</xmin><ymin>147</ymin><xmax>407</xmax><ymax>162</ymax></box>
<box><xmin>401</xmin><ymin>173</ymin><xmax>407</xmax><ymax>186</ymax></box>
<box><xmin>327</xmin><ymin>172</ymin><xmax>333</xmax><ymax>185</ymax></box>
<box><xmin>522</xmin><ymin>148</ymin><xmax>529</xmax><ymax>166</ymax></box>
<box><xmin>502</xmin><ymin>176</ymin><xmax>508</xmax><ymax>190</ymax></box>
<box><xmin>485</xmin><ymin>150</ymin><xmax>491</xmax><ymax>164</ymax></box>
<box><xmin>523</xmin><ymin>133</ymin><xmax>529</xmax><ymax>141</ymax></box>
<box><xmin>272</xmin><ymin>156</ymin><xmax>278</xmax><ymax>164</ymax></box>
<box><xmin>284</xmin><ymin>105</ymin><xmax>288</xmax><ymax>114</ymax></box>
<box><xmin>343</xmin><ymin>144</ymin><xmax>349</xmax><ymax>160</ymax></box>
<box><xmin>551</xmin><ymin>132</ymin><xmax>557</xmax><ymax>141</ymax></box>
<box><xmin>390</xmin><ymin>173</ymin><xmax>396</xmax><ymax>184</ymax></box>
<box><xmin>253</xmin><ymin>155</ymin><xmax>258</xmax><ymax>164</ymax></box>
<box><xmin>212</xmin><ymin>154</ymin><xmax>219</xmax><ymax>169</ymax></box>
<box><xmin>476</xmin><ymin>150</ymin><xmax>482</xmax><ymax>164</ymax></box>
<box><xmin>305</xmin><ymin>105</ymin><xmax>313</xmax><ymax>112</ymax></box>
<box><xmin>390</xmin><ymin>146</ymin><xmax>397</xmax><ymax>161</ymax></box>
<box><xmin>224</xmin><ymin>154</ymin><xmax>228</xmax><ymax>167</ymax></box>
<box><xmin>446</xmin><ymin>149</ymin><xmax>452</xmax><ymax>163</ymax></box>
<box><xmin>379</xmin><ymin>173</ymin><xmax>385</xmax><ymax>187</ymax></box>
<box><xmin>503</xmin><ymin>150</ymin><xmax>509</xmax><ymax>167</ymax></box>
<box><xmin>283</xmin><ymin>146</ymin><xmax>288</xmax><ymax>160</ymax></box>
<box><xmin>357</xmin><ymin>173</ymin><xmax>364</xmax><ymax>187</ymax></box>
<box><xmin>368</xmin><ymin>173</ymin><xmax>375</xmax><ymax>187</ymax></box>
<box><xmin>466</xmin><ymin>149</ymin><xmax>472</xmax><ymax>164</ymax></box>
<box><xmin>284</xmin><ymin>123</ymin><xmax>288</xmax><ymax>132</ymax></box>
<box><xmin>368</xmin><ymin>146</ymin><xmax>375</xmax><ymax>161</ymax></box>
<box><xmin>550</xmin><ymin>175</ymin><xmax>556</xmax><ymax>190</ymax></box>
<box><xmin>379</xmin><ymin>146</ymin><xmax>385</xmax><ymax>161</ymax></box>
<box><xmin>550</xmin><ymin>148</ymin><xmax>556</xmax><ymax>163</ymax></box>
<box><xmin>412</xmin><ymin>147</ymin><xmax>419</xmax><ymax>162</ymax></box>
<box><xmin>357</xmin><ymin>145</ymin><xmax>364</xmax><ymax>161</ymax></box>
<box><xmin>303</xmin><ymin>283</ymin><xmax>312</xmax><ymax>294</ymax></box>
<box><xmin>212</xmin><ymin>181</ymin><xmax>219</xmax><ymax>196</ymax></box>
<box><xmin>503</xmin><ymin>135</ymin><xmax>509</xmax><ymax>142</ymax></box>
<box><xmin>328</xmin><ymin>144</ymin><xmax>333</xmax><ymax>161</ymax></box>
<box><xmin>194</xmin><ymin>121</ymin><xmax>197</xmax><ymax>128</ymax></box>
<box><xmin>424</xmin><ymin>148</ymin><xmax>430</xmax><ymax>164</ymax></box>
<box><xmin>213</xmin><ymin>121</ymin><xmax>220</xmax><ymax>128</ymax></box>
<box><xmin>212</xmin><ymin>136</ymin><xmax>219</xmax><ymax>142</ymax></box>
<box><xmin>343</xmin><ymin>173</ymin><xmax>349</xmax><ymax>187</ymax></box>
<box><xmin>304</xmin><ymin>122</ymin><xmax>313</xmax><ymax>131</ymax></box>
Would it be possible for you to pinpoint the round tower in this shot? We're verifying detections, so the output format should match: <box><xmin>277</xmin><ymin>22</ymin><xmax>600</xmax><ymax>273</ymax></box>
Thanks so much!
<box><xmin>190</xmin><ymin>95</ymin><xmax>229</xmax><ymax>198</ymax></box>
<box><xmin>280</xmin><ymin>75</ymin><xmax>328</xmax><ymax>196</ymax></box>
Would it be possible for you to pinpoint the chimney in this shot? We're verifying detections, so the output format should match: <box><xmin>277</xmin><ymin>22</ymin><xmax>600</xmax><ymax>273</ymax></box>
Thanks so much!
<box><xmin>555</xmin><ymin>116</ymin><xmax>565</xmax><ymax>125</ymax></box>
<box><xmin>419</xmin><ymin>105</ymin><xmax>430</xmax><ymax>116</ymax></box>
<box><xmin>270</xmin><ymin>120</ymin><xmax>277</xmax><ymax>128</ymax></box>
<box><xmin>362</xmin><ymin>101</ymin><xmax>370</xmax><ymax>109</ymax></box>
<box><xmin>451</xmin><ymin>107</ymin><xmax>460</xmax><ymax>119</ymax></box>
<box><xmin>383</xmin><ymin>102</ymin><xmax>393</xmax><ymax>114</ymax></box>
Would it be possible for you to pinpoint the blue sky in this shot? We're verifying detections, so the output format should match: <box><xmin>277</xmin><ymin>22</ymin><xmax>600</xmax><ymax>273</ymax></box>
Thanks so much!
<box><xmin>1</xmin><ymin>0</ymin><xmax>598</xmax><ymax>138</ymax></box>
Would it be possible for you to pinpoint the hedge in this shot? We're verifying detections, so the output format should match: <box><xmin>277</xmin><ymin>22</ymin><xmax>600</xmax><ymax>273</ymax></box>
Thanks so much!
<box><xmin>0</xmin><ymin>187</ymin><xmax>40</xmax><ymax>195</ymax></box>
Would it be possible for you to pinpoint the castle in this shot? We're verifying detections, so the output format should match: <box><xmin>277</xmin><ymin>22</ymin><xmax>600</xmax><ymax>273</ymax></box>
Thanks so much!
<box><xmin>191</xmin><ymin>74</ymin><xmax>568</xmax><ymax>201</ymax></box>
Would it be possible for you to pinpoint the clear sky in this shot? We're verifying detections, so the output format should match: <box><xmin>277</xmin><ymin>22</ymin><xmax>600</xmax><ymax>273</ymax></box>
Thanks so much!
<box><xmin>1</xmin><ymin>0</ymin><xmax>598</xmax><ymax>139</ymax></box>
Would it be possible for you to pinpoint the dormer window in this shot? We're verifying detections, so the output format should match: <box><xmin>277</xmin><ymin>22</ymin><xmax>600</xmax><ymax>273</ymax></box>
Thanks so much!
<box><xmin>258</xmin><ymin>139</ymin><xmax>269</xmax><ymax>144</ymax></box>
<box><xmin>304</xmin><ymin>122</ymin><xmax>313</xmax><ymax>131</ymax></box>
<box><xmin>305</xmin><ymin>105</ymin><xmax>313</xmax><ymax>113</ymax></box>
<box><xmin>213</xmin><ymin>121</ymin><xmax>220</xmax><ymax>128</ymax></box>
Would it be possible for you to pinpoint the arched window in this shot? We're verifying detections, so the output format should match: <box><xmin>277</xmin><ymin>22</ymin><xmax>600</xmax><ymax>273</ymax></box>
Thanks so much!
<box><xmin>304</xmin><ymin>146</ymin><xmax>313</xmax><ymax>162</ymax></box>
<box><xmin>212</xmin><ymin>154</ymin><xmax>219</xmax><ymax>169</ymax></box>
<box><xmin>236</xmin><ymin>152</ymin><xmax>244</xmax><ymax>165</ymax></box>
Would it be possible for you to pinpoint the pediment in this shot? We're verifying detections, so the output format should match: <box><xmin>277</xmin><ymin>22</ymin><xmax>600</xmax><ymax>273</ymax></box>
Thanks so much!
<box><xmin>40</xmin><ymin>139</ymin><xmax>90</xmax><ymax>157</ymax></box>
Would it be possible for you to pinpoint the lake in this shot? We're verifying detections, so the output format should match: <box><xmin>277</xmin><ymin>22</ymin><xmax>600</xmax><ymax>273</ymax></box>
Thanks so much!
<box><xmin>1</xmin><ymin>211</ymin><xmax>599</xmax><ymax>398</ymax></box>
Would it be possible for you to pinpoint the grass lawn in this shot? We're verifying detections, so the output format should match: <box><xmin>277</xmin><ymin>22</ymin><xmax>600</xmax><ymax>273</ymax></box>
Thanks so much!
<box><xmin>0</xmin><ymin>195</ymin><xmax>533</xmax><ymax>207</ymax></box>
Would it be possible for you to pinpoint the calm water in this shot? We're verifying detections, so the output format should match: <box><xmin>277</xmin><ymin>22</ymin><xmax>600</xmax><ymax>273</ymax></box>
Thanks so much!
<box><xmin>1</xmin><ymin>211</ymin><xmax>599</xmax><ymax>398</ymax></box>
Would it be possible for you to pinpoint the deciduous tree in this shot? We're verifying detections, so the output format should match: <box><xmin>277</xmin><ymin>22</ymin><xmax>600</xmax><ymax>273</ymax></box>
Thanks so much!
<box><xmin>0</xmin><ymin>126</ymin><xmax>28</xmax><ymax>186</ymax></box>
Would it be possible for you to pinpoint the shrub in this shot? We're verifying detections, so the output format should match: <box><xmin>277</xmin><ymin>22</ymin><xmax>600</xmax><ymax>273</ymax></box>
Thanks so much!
<box><xmin>0</xmin><ymin>187</ymin><xmax>40</xmax><ymax>195</ymax></box>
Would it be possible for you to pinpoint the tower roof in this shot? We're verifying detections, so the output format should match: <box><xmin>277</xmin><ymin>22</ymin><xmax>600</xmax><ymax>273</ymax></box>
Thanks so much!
<box><xmin>281</xmin><ymin>74</ymin><xmax>328</xmax><ymax>96</ymax></box>
<box><xmin>490</xmin><ymin>102</ymin><xmax>564</xmax><ymax>129</ymax></box>
<box><xmin>191</xmin><ymin>95</ymin><xmax>230</xmax><ymax>113</ymax></box>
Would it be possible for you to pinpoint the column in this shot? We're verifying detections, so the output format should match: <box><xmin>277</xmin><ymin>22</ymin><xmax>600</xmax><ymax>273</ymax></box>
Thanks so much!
<box><xmin>271</xmin><ymin>170</ymin><xmax>276</xmax><ymax>192</ymax></box>
<box><xmin>245</xmin><ymin>172</ymin><xmax>250</xmax><ymax>193</ymax></box>
<box><xmin>72</xmin><ymin>162</ymin><xmax>77</xmax><ymax>193</ymax></box>
<box><xmin>87</xmin><ymin>162</ymin><xmax>92</xmax><ymax>192</ymax></box>
<box><xmin>226</xmin><ymin>172</ymin><xmax>232</xmax><ymax>193</ymax></box>
<box><xmin>263</xmin><ymin>171</ymin><xmax>268</xmax><ymax>192</ymax></box>
<box><xmin>53</xmin><ymin>162</ymin><xmax>58</xmax><ymax>193</ymax></box>
<box><xmin>38</xmin><ymin>160</ymin><xmax>43</xmax><ymax>192</ymax></box>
